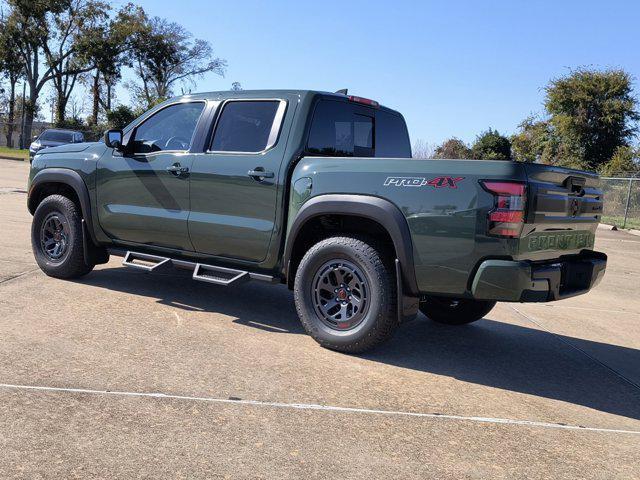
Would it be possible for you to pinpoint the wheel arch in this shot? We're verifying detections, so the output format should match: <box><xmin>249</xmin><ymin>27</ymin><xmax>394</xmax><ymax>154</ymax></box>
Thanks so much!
<box><xmin>283</xmin><ymin>194</ymin><xmax>419</xmax><ymax>296</ymax></box>
<box><xmin>28</xmin><ymin>168</ymin><xmax>99</xmax><ymax>245</ymax></box>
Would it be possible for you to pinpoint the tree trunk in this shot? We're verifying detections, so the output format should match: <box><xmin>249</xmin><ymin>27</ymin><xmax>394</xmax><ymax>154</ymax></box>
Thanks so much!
<box><xmin>106</xmin><ymin>82</ymin><xmax>112</xmax><ymax>111</ymax></box>
<box><xmin>91</xmin><ymin>71</ymin><xmax>100</xmax><ymax>125</ymax></box>
<box><xmin>6</xmin><ymin>80</ymin><xmax>16</xmax><ymax>148</ymax></box>
<box><xmin>55</xmin><ymin>85</ymin><xmax>67</xmax><ymax>126</ymax></box>
<box><xmin>55</xmin><ymin>101</ymin><xmax>66</xmax><ymax>125</ymax></box>
<box><xmin>23</xmin><ymin>104</ymin><xmax>35</xmax><ymax>149</ymax></box>
<box><xmin>23</xmin><ymin>80</ymin><xmax>38</xmax><ymax>149</ymax></box>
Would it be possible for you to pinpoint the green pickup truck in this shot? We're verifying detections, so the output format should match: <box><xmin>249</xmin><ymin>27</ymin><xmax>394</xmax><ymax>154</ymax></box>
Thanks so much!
<box><xmin>27</xmin><ymin>89</ymin><xmax>607</xmax><ymax>352</ymax></box>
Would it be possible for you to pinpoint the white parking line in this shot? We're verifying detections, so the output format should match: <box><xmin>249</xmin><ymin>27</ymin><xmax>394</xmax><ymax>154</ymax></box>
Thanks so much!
<box><xmin>1</xmin><ymin>382</ymin><xmax>639</xmax><ymax>436</ymax></box>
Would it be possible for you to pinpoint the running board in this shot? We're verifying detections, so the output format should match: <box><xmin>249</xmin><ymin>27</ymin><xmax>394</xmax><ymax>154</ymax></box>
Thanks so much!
<box><xmin>122</xmin><ymin>251</ymin><xmax>172</xmax><ymax>273</ymax></box>
<box><xmin>192</xmin><ymin>263</ymin><xmax>249</xmax><ymax>286</ymax></box>
<box><xmin>115</xmin><ymin>249</ymin><xmax>276</xmax><ymax>285</ymax></box>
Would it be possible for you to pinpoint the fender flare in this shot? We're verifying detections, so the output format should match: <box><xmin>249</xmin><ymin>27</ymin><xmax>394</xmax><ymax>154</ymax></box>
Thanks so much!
<box><xmin>28</xmin><ymin>168</ymin><xmax>99</xmax><ymax>245</ymax></box>
<box><xmin>284</xmin><ymin>194</ymin><xmax>419</xmax><ymax>296</ymax></box>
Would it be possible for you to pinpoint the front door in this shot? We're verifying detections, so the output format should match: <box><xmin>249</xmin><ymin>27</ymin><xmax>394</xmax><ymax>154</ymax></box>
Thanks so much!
<box><xmin>96</xmin><ymin>101</ymin><xmax>206</xmax><ymax>251</ymax></box>
<box><xmin>188</xmin><ymin>99</ymin><xmax>291</xmax><ymax>262</ymax></box>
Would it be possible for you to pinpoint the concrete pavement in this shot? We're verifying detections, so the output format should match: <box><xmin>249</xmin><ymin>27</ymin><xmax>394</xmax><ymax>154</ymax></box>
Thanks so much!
<box><xmin>1</xmin><ymin>159</ymin><xmax>639</xmax><ymax>479</ymax></box>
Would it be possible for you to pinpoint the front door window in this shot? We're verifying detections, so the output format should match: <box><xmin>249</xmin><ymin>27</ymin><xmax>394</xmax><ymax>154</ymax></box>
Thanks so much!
<box><xmin>131</xmin><ymin>102</ymin><xmax>205</xmax><ymax>154</ymax></box>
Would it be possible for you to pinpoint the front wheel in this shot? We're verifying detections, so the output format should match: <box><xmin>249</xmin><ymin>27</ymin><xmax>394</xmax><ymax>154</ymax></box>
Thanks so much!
<box><xmin>419</xmin><ymin>296</ymin><xmax>496</xmax><ymax>325</ymax></box>
<box><xmin>31</xmin><ymin>194</ymin><xmax>94</xmax><ymax>279</ymax></box>
<box><xmin>294</xmin><ymin>236</ymin><xmax>397</xmax><ymax>353</ymax></box>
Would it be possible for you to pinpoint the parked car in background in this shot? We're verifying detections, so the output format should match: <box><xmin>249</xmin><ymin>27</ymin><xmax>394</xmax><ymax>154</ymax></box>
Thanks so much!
<box><xmin>29</xmin><ymin>129</ymin><xmax>84</xmax><ymax>162</ymax></box>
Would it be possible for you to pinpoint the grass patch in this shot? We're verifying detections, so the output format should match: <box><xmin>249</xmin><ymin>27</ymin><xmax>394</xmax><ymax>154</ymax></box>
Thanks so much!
<box><xmin>602</xmin><ymin>215</ymin><xmax>640</xmax><ymax>230</ymax></box>
<box><xmin>0</xmin><ymin>147</ymin><xmax>29</xmax><ymax>161</ymax></box>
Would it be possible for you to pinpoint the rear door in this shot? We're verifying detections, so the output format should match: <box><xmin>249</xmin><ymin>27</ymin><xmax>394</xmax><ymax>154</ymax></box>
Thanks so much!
<box><xmin>96</xmin><ymin>101</ymin><xmax>206</xmax><ymax>250</ymax></box>
<box><xmin>188</xmin><ymin>98</ymin><xmax>292</xmax><ymax>262</ymax></box>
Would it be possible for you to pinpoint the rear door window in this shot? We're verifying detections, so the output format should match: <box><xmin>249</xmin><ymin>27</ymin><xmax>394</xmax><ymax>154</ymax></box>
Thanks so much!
<box><xmin>210</xmin><ymin>100</ymin><xmax>283</xmax><ymax>153</ymax></box>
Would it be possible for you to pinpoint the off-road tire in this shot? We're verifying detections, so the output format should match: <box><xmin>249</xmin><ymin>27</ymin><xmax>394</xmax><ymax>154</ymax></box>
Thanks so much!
<box><xmin>31</xmin><ymin>194</ymin><xmax>94</xmax><ymax>279</ymax></box>
<box><xmin>419</xmin><ymin>296</ymin><xmax>496</xmax><ymax>325</ymax></box>
<box><xmin>294</xmin><ymin>236</ymin><xmax>397</xmax><ymax>353</ymax></box>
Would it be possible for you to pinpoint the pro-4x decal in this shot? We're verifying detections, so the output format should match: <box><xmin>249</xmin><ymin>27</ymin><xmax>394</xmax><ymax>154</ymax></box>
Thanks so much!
<box><xmin>384</xmin><ymin>176</ymin><xmax>464</xmax><ymax>189</ymax></box>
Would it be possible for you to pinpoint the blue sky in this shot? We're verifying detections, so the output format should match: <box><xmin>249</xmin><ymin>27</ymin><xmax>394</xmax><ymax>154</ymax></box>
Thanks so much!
<box><xmin>117</xmin><ymin>0</ymin><xmax>640</xmax><ymax>147</ymax></box>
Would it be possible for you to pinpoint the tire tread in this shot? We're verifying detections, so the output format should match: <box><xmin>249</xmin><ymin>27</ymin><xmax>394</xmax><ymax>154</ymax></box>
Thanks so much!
<box><xmin>294</xmin><ymin>235</ymin><xmax>397</xmax><ymax>353</ymax></box>
<box><xmin>31</xmin><ymin>194</ymin><xmax>94</xmax><ymax>279</ymax></box>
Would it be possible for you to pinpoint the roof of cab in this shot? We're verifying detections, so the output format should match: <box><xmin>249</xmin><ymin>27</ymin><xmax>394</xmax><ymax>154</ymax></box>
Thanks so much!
<box><xmin>167</xmin><ymin>89</ymin><xmax>397</xmax><ymax>112</ymax></box>
<box><xmin>173</xmin><ymin>89</ymin><xmax>330</xmax><ymax>100</ymax></box>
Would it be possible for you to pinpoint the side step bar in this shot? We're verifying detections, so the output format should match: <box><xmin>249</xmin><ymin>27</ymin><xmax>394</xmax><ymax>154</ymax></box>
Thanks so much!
<box><xmin>122</xmin><ymin>251</ymin><xmax>173</xmax><ymax>273</ymax></box>
<box><xmin>115</xmin><ymin>249</ymin><xmax>277</xmax><ymax>286</ymax></box>
<box><xmin>192</xmin><ymin>264</ymin><xmax>249</xmax><ymax>286</ymax></box>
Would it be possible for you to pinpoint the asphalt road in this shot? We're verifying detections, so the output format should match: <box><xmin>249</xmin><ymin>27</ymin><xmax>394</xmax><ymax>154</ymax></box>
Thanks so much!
<box><xmin>1</xmin><ymin>159</ymin><xmax>639</xmax><ymax>479</ymax></box>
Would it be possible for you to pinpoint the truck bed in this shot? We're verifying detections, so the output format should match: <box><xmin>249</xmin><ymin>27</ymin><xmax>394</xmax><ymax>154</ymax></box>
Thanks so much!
<box><xmin>290</xmin><ymin>157</ymin><xmax>603</xmax><ymax>297</ymax></box>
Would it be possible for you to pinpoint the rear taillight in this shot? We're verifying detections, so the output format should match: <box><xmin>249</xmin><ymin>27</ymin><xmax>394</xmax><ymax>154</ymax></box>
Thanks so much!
<box><xmin>481</xmin><ymin>181</ymin><xmax>527</xmax><ymax>238</ymax></box>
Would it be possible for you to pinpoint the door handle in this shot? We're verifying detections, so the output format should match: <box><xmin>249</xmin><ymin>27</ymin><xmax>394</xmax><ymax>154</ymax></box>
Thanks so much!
<box><xmin>248</xmin><ymin>168</ymin><xmax>274</xmax><ymax>180</ymax></box>
<box><xmin>166</xmin><ymin>163</ymin><xmax>189</xmax><ymax>176</ymax></box>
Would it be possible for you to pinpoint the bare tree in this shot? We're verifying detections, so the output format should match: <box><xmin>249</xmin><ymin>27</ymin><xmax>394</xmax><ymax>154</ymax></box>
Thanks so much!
<box><xmin>412</xmin><ymin>139</ymin><xmax>434</xmax><ymax>159</ymax></box>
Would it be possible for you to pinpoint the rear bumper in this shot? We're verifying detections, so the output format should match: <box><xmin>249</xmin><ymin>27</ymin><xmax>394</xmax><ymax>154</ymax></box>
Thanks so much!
<box><xmin>471</xmin><ymin>251</ymin><xmax>607</xmax><ymax>302</ymax></box>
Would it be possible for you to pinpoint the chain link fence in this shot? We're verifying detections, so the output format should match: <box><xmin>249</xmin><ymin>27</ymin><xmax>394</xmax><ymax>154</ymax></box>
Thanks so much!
<box><xmin>601</xmin><ymin>175</ymin><xmax>640</xmax><ymax>230</ymax></box>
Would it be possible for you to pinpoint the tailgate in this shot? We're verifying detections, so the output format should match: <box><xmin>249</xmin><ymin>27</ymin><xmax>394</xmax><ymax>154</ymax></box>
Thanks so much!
<box><xmin>518</xmin><ymin>164</ymin><xmax>603</xmax><ymax>260</ymax></box>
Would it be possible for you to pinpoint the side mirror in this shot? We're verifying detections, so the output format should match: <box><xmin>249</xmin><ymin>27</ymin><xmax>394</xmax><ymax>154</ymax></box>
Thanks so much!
<box><xmin>104</xmin><ymin>129</ymin><xmax>123</xmax><ymax>150</ymax></box>
<box><xmin>32</xmin><ymin>135</ymin><xmax>38</xmax><ymax>141</ymax></box>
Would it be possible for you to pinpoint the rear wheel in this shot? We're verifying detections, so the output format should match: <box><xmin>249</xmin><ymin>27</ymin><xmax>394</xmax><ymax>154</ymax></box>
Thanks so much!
<box><xmin>419</xmin><ymin>296</ymin><xmax>496</xmax><ymax>325</ymax></box>
<box><xmin>294</xmin><ymin>236</ymin><xmax>397</xmax><ymax>353</ymax></box>
<box><xmin>31</xmin><ymin>194</ymin><xmax>94</xmax><ymax>279</ymax></box>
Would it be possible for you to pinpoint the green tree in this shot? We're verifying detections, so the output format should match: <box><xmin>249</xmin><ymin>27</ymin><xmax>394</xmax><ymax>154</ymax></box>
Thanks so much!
<box><xmin>0</xmin><ymin>14</ymin><xmax>24</xmax><ymax>147</ymax></box>
<box><xmin>105</xmin><ymin>104</ymin><xmax>139</xmax><ymax>129</ymax></box>
<box><xmin>46</xmin><ymin>0</ymin><xmax>110</xmax><ymax>125</ymax></box>
<box><xmin>510</xmin><ymin>116</ymin><xmax>560</xmax><ymax>163</ymax></box>
<box><xmin>471</xmin><ymin>128</ymin><xmax>512</xmax><ymax>160</ymax></box>
<box><xmin>433</xmin><ymin>137</ymin><xmax>472</xmax><ymax>159</ymax></box>
<box><xmin>599</xmin><ymin>145</ymin><xmax>640</xmax><ymax>177</ymax></box>
<box><xmin>77</xmin><ymin>3</ymin><xmax>147</xmax><ymax>124</ymax></box>
<box><xmin>129</xmin><ymin>16</ymin><xmax>226</xmax><ymax>107</ymax></box>
<box><xmin>545</xmin><ymin>68</ymin><xmax>639</xmax><ymax>170</ymax></box>
<box><xmin>5</xmin><ymin>0</ymin><xmax>109</xmax><ymax>140</ymax></box>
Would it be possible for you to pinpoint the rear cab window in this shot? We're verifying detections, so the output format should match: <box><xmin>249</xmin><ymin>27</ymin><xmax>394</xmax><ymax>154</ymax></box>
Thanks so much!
<box><xmin>306</xmin><ymin>99</ymin><xmax>411</xmax><ymax>158</ymax></box>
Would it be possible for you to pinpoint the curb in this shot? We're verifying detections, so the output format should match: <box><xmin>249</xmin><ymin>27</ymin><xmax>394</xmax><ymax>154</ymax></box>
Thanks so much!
<box><xmin>0</xmin><ymin>155</ymin><xmax>27</xmax><ymax>162</ymax></box>
<box><xmin>599</xmin><ymin>223</ymin><xmax>640</xmax><ymax>237</ymax></box>
<box><xmin>597</xmin><ymin>223</ymin><xmax>618</xmax><ymax>231</ymax></box>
